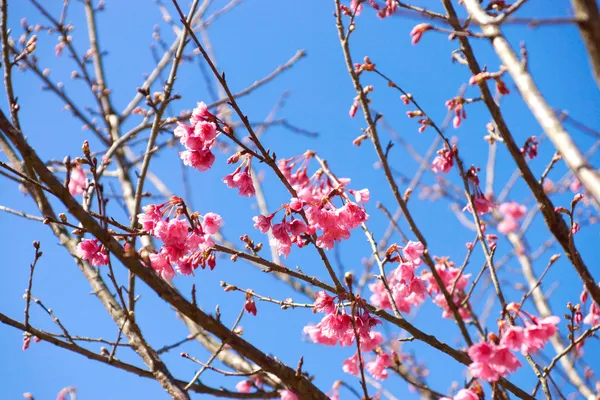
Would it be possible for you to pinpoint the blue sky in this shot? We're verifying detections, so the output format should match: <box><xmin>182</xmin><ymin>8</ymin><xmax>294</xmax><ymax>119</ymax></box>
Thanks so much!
<box><xmin>1</xmin><ymin>0</ymin><xmax>599</xmax><ymax>399</ymax></box>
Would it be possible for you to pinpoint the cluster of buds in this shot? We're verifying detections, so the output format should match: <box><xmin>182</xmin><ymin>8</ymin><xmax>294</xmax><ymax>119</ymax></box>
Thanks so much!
<box><xmin>520</xmin><ymin>136</ymin><xmax>539</xmax><ymax>160</ymax></box>
<box><xmin>406</xmin><ymin>110</ymin><xmax>433</xmax><ymax>133</ymax></box>
<box><xmin>469</xmin><ymin>69</ymin><xmax>510</xmax><ymax>95</ymax></box>
<box><xmin>445</xmin><ymin>97</ymin><xmax>467</xmax><ymax>128</ymax></box>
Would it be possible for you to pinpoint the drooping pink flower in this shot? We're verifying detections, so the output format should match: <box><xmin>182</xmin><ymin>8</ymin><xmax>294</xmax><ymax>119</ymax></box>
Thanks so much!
<box><xmin>366</xmin><ymin>352</ymin><xmax>393</xmax><ymax>380</ymax></box>
<box><xmin>235</xmin><ymin>380</ymin><xmax>252</xmax><ymax>393</ymax></box>
<box><xmin>432</xmin><ymin>148</ymin><xmax>454</xmax><ymax>174</ymax></box>
<box><xmin>463</xmin><ymin>194</ymin><xmax>496</xmax><ymax>215</ymax></box>
<box><xmin>68</xmin><ymin>165</ymin><xmax>86</xmax><ymax>195</ymax></box>
<box><xmin>149</xmin><ymin>252</ymin><xmax>175</xmax><ymax>280</ymax></box>
<box><xmin>362</xmin><ymin>331</ymin><xmax>384</xmax><ymax>352</ymax></box>
<box><xmin>279</xmin><ymin>390</ymin><xmax>298</xmax><ymax>400</ymax></box>
<box><xmin>469</xmin><ymin>361</ymin><xmax>500</xmax><ymax>382</ymax></box>
<box><xmin>490</xmin><ymin>345</ymin><xmax>521</xmax><ymax>374</ymax></box>
<box><xmin>202</xmin><ymin>212</ymin><xmax>222</xmax><ymax>234</ymax></box>
<box><xmin>303</xmin><ymin>324</ymin><xmax>338</xmax><ymax>346</ymax></box>
<box><xmin>468</xmin><ymin>341</ymin><xmax>495</xmax><ymax>362</ymax></box>
<box><xmin>189</xmin><ymin>102</ymin><xmax>212</xmax><ymax>124</ymax></box>
<box><xmin>410</xmin><ymin>23</ymin><xmax>432</xmax><ymax>45</ymax></box>
<box><xmin>180</xmin><ymin>149</ymin><xmax>216</xmax><ymax>172</ymax></box>
<box><xmin>138</xmin><ymin>204</ymin><xmax>163</xmax><ymax>232</ymax></box>
<box><xmin>352</xmin><ymin>188</ymin><xmax>370</xmax><ymax>203</ymax></box>
<box><xmin>253</xmin><ymin>215</ymin><xmax>273</xmax><ymax>233</ymax></box>
<box><xmin>342</xmin><ymin>353</ymin><xmax>360</xmax><ymax>375</ymax></box>
<box><xmin>403</xmin><ymin>241</ymin><xmax>424</xmax><ymax>263</ymax></box>
<box><xmin>500</xmin><ymin>326</ymin><xmax>525</xmax><ymax>352</ymax></box>
<box><xmin>223</xmin><ymin>167</ymin><xmax>256</xmax><ymax>197</ymax></box>
<box><xmin>320</xmin><ymin>312</ymin><xmax>353</xmax><ymax>343</ymax></box>
<box><xmin>522</xmin><ymin>316</ymin><xmax>559</xmax><ymax>353</ymax></box>
<box><xmin>77</xmin><ymin>239</ymin><xmax>109</xmax><ymax>266</ymax></box>
<box><xmin>314</xmin><ymin>291</ymin><xmax>336</xmax><ymax>314</ymax></box>
<box><xmin>154</xmin><ymin>218</ymin><xmax>189</xmax><ymax>260</ymax></box>
<box><xmin>270</xmin><ymin>222</ymin><xmax>292</xmax><ymax>257</ymax></box>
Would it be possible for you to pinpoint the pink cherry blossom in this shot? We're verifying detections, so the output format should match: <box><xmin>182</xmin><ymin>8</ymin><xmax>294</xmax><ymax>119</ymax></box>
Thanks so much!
<box><xmin>77</xmin><ymin>239</ymin><xmax>109</xmax><ymax>266</ymax></box>
<box><xmin>149</xmin><ymin>252</ymin><xmax>175</xmax><ymax>280</ymax></box>
<box><xmin>352</xmin><ymin>188</ymin><xmax>370</xmax><ymax>203</ymax></box>
<box><xmin>138</xmin><ymin>204</ymin><xmax>163</xmax><ymax>232</ymax></box>
<box><xmin>189</xmin><ymin>102</ymin><xmax>211</xmax><ymax>124</ymax></box>
<box><xmin>500</xmin><ymin>326</ymin><xmax>525</xmax><ymax>351</ymax></box>
<box><xmin>180</xmin><ymin>149</ymin><xmax>215</xmax><ymax>172</ymax></box>
<box><xmin>342</xmin><ymin>353</ymin><xmax>359</xmax><ymax>375</ymax></box>
<box><xmin>469</xmin><ymin>361</ymin><xmax>500</xmax><ymax>382</ymax></box>
<box><xmin>202</xmin><ymin>212</ymin><xmax>222</xmax><ymax>234</ymax></box>
<box><xmin>68</xmin><ymin>165</ymin><xmax>86</xmax><ymax>195</ymax></box>
<box><xmin>403</xmin><ymin>240</ymin><xmax>424</xmax><ymax>262</ymax></box>
<box><xmin>463</xmin><ymin>194</ymin><xmax>496</xmax><ymax>215</ymax></box>
<box><xmin>154</xmin><ymin>218</ymin><xmax>189</xmax><ymax>260</ymax></box>
<box><xmin>223</xmin><ymin>167</ymin><xmax>256</xmax><ymax>197</ymax></box>
<box><xmin>366</xmin><ymin>352</ymin><xmax>393</xmax><ymax>380</ymax></box>
<box><xmin>468</xmin><ymin>341</ymin><xmax>495</xmax><ymax>362</ymax></box>
<box><xmin>252</xmin><ymin>215</ymin><xmax>272</xmax><ymax>233</ymax></box>
<box><xmin>303</xmin><ymin>324</ymin><xmax>338</xmax><ymax>346</ymax></box>
<box><xmin>314</xmin><ymin>291</ymin><xmax>336</xmax><ymax>314</ymax></box>
<box><xmin>431</xmin><ymin>149</ymin><xmax>454</xmax><ymax>174</ymax></box>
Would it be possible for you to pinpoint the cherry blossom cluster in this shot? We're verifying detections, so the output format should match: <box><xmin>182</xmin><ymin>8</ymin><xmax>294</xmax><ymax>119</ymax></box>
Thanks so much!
<box><xmin>303</xmin><ymin>291</ymin><xmax>382</xmax><ymax>347</ymax></box>
<box><xmin>77</xmin><ymin>238</ymin><xmax>109</xmax><ymax>267</ymax></box>
<box><xmin>445</xmin><ymin>96</ymin><xmax>467</xmax><ymax>129</ymax></box>
<box><xmin>370</xmin><ymin>241</ymin><xmax>428</xmax><ymax>313</ymax></box>
<box><xmin>431</xmin><ymin>145</ymin><xmax>456</xmax><ymax>174</ymax></box>
<box><xmin>468</xmin><ymin>303</ymin><xmax>559</xmax><ymax>382</ymax></box>
<box><xmin>174</xmin><ymin>102</ymin><xmax>217</xmax><ymax>172</ymax></box>
<box><xmin>175</xmin><ymin>102</ymin><xmax>258</xmax><ymax>197</ymax></box>
<box><xmin>422</xmin><ymin>256</ymin><xmax>472</xmax><ymax>320</ymax></box>
<box><xmin>252</xmin><ymin>152</ymin><xmax>369</xmax><ymax>256</ymax></box>
<box><xmin>137</xmin><ymin>196</ymin><xmax>221</xmax><ymax>279</ymax></box>
<box><xmin>302</xmin><ymin>291</ymin><xmax>399</xmax><ymax>382</ymax></box>
<box><xmin>497</xmin><ymin>201</ymin><xmax>527</xmax><ymax>234</ymax></box>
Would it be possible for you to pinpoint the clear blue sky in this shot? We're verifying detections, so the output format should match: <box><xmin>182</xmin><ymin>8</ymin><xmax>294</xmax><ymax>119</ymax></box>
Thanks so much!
<box><xmin>1</xmin><ymin>0</ymin><xmax>599</xmax><ymax>399</ymax></box>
